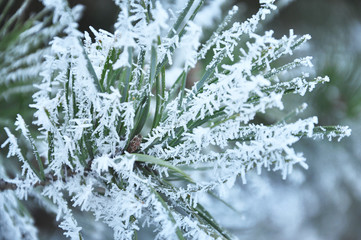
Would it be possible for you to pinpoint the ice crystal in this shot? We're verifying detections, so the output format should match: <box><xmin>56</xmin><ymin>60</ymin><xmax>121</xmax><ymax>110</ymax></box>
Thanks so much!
<box><xmin>0</xmin><ymin>0</ymin><xmax>351</xmax><ymax>239</ymax></box>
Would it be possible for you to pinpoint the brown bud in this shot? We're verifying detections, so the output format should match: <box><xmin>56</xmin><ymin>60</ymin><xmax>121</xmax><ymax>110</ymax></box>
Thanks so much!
<box><xmin>127</xmin><ymin>134</ymin><xmax>142</xmax><ymax>153</ymax></box>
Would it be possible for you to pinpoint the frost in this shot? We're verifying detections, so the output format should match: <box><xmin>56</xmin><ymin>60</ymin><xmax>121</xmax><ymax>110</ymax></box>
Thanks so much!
<box><xmin>180</xmin><ymin>21</ymin><xmax>202</xmax><ymax>69</ymax></box>
<box><xmin>0</xmin><ymin>187</ymin><xmax>38</xmax><ymax>240</ymax></box>
<box><xmin>0</xmin><ymin>0</ymin><xmax>350</xmax><ymax>239</ymax></box>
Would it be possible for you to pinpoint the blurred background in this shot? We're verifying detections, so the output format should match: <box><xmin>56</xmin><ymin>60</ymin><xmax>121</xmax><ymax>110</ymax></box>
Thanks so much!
<box><xmin>1</xmin><ymin>0</ymin><xmax>361</xmax><ymax>239</ymax></box>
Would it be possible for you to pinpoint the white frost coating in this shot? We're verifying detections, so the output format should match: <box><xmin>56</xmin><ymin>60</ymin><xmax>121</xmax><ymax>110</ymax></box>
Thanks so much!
<box><xmin>180</xmin><ymin>21</ymin><xmax>202</xmax><ymax>70</ymax></box>
<box><xmin>1</xmin><ymin>0</ymin><xmax>351</xmax><ymax>239</ymax></box>
<box><xmin>14</xmin><ymin>114</ymin><xmax>30</xmax><ymax>139</ymax></box>
<box><xmin>59</xmin><ymin>214</ymin><xmax>83</xmax><ymax>240</ymax></box>
<box><xmin>67</xmin><ymin>119</ymin><xmax>92</xmax><ymax>140</ymax></box>
<box><xmin>41</xmin><ymin>0</ymin><xmax>83</xmax><ymax>37</ymax></box>
<box><xmin>1</xmin><ymin>128</ymin><xmax>39</xmax><ymax>200</ymax></box>
<box><xmin>0</xmin><ymin>188</ymin><xmax>38</xmax><ymax>240</ymax></box>
<box><xmin>92</xmin><ymin>155</ymin><xmax>114</xmax><ymax>174</ymax></box>
<box><xmin>112</xmin><ymin>0</ymin><xmax>169</xmax><ymax>69</ymax></box>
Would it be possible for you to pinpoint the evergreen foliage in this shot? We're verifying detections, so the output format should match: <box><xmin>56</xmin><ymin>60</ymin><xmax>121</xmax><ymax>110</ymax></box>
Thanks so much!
<box><xmin>0</xmin><ymin>0</ymin><xmax>350</xmax><ymax>239</ymax></box>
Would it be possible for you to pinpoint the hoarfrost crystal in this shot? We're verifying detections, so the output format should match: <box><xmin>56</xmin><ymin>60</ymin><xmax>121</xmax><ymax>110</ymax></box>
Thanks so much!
<box><xmin>0</xmin><ymin>0</ymin><xmax>351</xmax><ymax>239</ymax></box>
